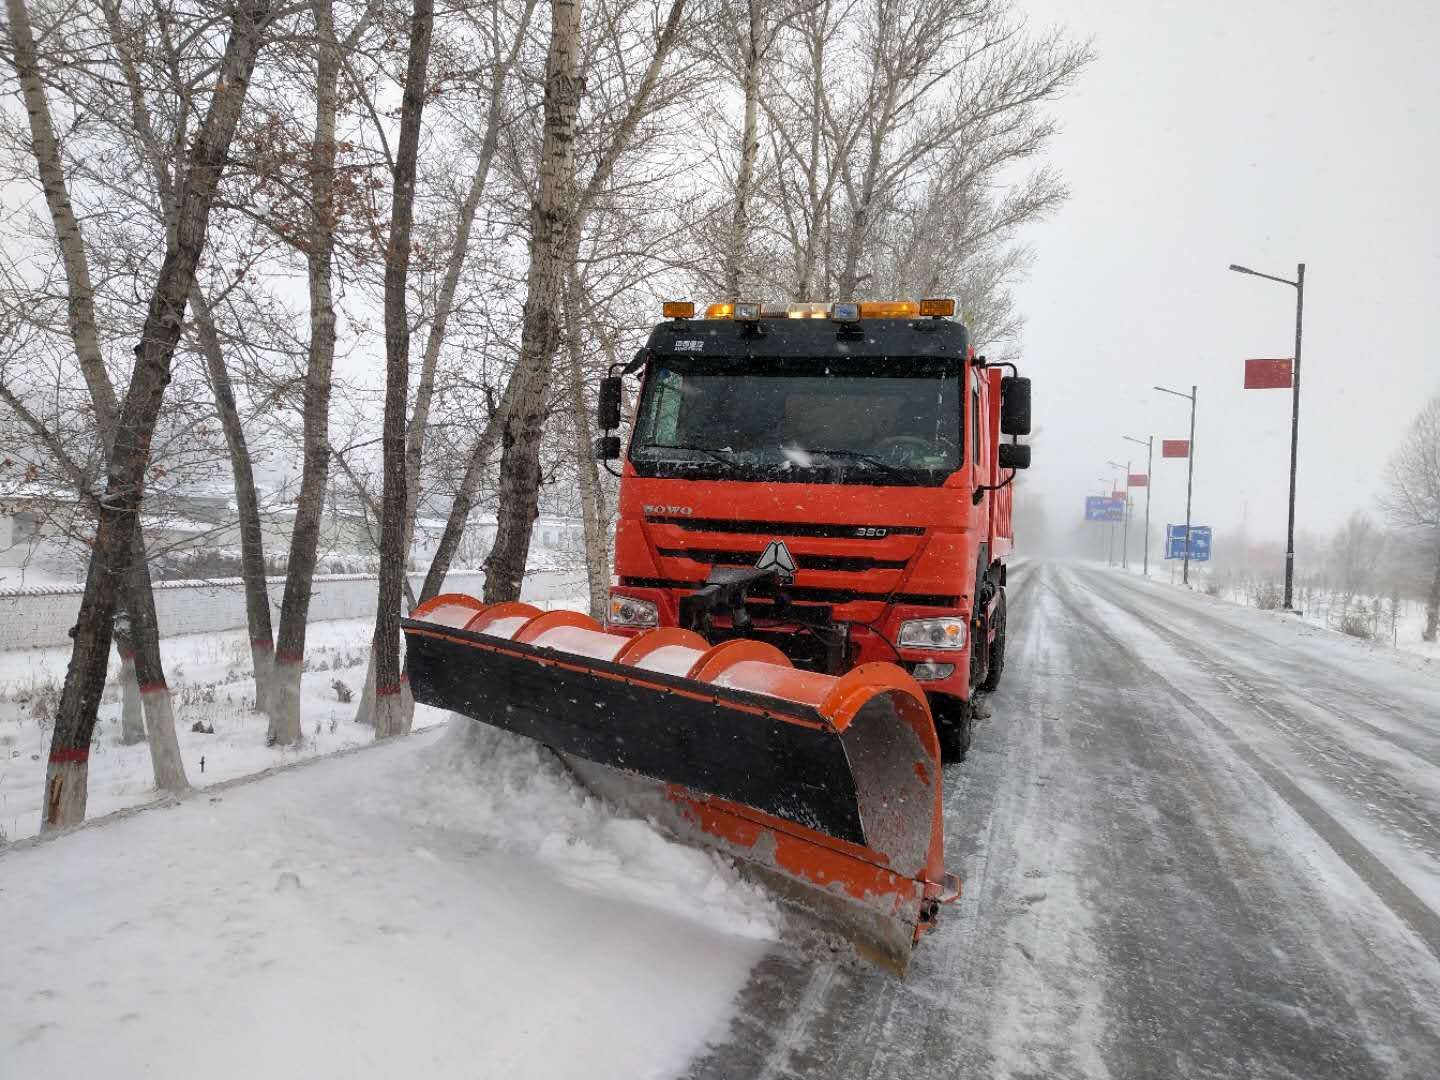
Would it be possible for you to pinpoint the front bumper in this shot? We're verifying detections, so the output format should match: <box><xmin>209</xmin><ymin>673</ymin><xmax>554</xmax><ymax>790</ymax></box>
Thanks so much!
<box><xmin>608</xmin><ymin>585</ymin><xmax>972</xmax><ymax>699</ymax></box>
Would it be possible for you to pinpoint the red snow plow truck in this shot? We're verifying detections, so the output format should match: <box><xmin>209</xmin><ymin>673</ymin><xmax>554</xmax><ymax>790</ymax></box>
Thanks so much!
<box><xmin>403</xmin><ymin>298</ymin><xmax>1032</xmax><ymax>974</ymax></box>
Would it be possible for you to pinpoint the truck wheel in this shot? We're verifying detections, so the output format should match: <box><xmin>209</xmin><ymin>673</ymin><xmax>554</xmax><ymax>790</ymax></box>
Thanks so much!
<box><xmin>980</xmin><ymin>588</ymin><xmax>1007</xmax><ymax>692</ymax></box>
<box><xmin>931</xmin><ymin>695</ymin><xmax>973</xmax><ymax>765</ymax></box>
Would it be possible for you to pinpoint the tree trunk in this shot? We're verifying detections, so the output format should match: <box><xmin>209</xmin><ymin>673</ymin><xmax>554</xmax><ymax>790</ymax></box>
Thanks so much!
<box><xmin>112</xmin><ymin>621</ymin><xmax>145</xmax><ymax>745</ymax></box>
<box><xmin>272</xmin><ymin>0</ymin><xmax>340</xmax><ymax>747</ymax></box>
<box><xmin>795</xmin><ymin>10</ymin><xmax>827</xmax><ymax>299</ymax></box>
<box><xmin>564</xmin><ymin>271</ymin><xmax>609</xmax><ymax>620</ymax></box>
<box><xmin>722</xmin><ymin>0</ymin><xmax>763</xmax><ymax>299</ymax></box>
<box><xmin>836</xmin><ymin>202</ymin><xmax>868</xmax><ymax>301</ymax></box>
<box><xmin>483</xmin><ymin>0</ymin><xmax>583</xmax><ymax>604</ymax></box>
<box><xmin>372</xmin><ymin>0</ymin><xmax>435</xmax><ymax>740</ymax></box>
<box><xmin>1426</xmin><ymin>538</ymin><xmax>1440</xmax><ymax>643</ymax></box>
<box><xmin>191</xmin><ymin>287</ymin><xmax>276</xmax><ymax>715</ymax></box>
<box><xmin>41</xmin><ymin>0</ymin><xmax>272</xmax><ymax>830</ymax></box>
<box><xmin>125</xmin><ymin>535</ymin><xmax>187</xmax><ymax>792</ymax></box>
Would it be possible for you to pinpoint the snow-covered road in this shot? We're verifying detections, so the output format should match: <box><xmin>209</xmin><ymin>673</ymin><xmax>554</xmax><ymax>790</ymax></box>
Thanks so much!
<box><xmin>687</xmin><ymin>561</ymin><xmax>1440</xmax><ymax>1079</ymax></box>
<box><xmin>5</xmin><ymin>560</ymin><xmax>1440</xmax><ymax>1078</ymax></box>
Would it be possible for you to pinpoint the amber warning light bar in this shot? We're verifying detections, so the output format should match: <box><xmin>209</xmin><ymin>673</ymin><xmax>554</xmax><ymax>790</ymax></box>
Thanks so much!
<box><xmin>688</xmin><ymin>299</ymin><xmax>955</xmax><ymax>321</ymax></box>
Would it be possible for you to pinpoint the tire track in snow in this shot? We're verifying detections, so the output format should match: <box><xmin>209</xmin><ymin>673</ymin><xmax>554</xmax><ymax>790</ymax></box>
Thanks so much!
<box><xmin>1072</xmin><ymin>566</ymin><xmax>1440</xmax><ymax>926</ymax></box>
<box><xmin>1080</xmin><ymin>570</ymin><xmax>1440</xmax><ymax>765</ymax></box>
<box><xmin>1059</xmin><ymin>568</ymin><xmax>1440</xmax><ymax>964</ymax></box>
<box><xmin>1048</xmin><ymin>568</ymin><xmax>1440</xmax><ymax>1078</ymax></box>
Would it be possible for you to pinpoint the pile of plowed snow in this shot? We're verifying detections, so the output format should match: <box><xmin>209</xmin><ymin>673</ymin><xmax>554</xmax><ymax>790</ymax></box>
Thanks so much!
<box><xmin>0</xmin><ymin>722</ymin><xmax>776</xmax><ymax>1079</ymax></box>
<box><xmin>379</xmin><ymin>718</ymin><xmax>780</xmax><ymax>941</ymax></box>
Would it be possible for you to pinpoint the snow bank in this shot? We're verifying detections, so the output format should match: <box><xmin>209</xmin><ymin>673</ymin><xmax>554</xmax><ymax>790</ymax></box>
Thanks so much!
<box><xmin>383</xmin><ymin>718</ymin><xmax>779</xmax><ymax>942</ymax></box>
<box><xmin>0</xmin><ymin>728</ymin><xmax>773</xmax><ymax>1079</ymax></box>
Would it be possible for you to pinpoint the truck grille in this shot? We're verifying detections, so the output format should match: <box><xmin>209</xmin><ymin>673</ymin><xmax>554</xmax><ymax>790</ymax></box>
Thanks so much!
<box><xmin>619</xmin><ymin>577</ymin><xmax>957</xmax><ymax>608</ymax></box>
<box><xmin>645</xmin><ymin>516</ymin><xmax>924</xmax><ymax>540</ymax></box>
<box><xmin>656</xmin><ymin>547</ymin><xmax>907</xmax><ymax>573</ymax></box>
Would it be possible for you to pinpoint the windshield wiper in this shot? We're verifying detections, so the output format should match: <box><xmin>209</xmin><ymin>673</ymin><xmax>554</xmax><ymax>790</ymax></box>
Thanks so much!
<box><xmin>641</xmin><ymin>443</ymin><xmax>736</xmax><ymax>464</ymax></box>
<box><xmin>806</xmin><ymin>447</ymin><xmax>910</xmax><ymax>480</ymax></box>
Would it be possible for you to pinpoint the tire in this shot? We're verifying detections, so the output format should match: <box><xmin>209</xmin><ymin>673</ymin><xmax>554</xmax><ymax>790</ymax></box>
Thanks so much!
<box><xmin>931</xmin><ymin>694</ymin><xmax>973</xmax><ymax>765</ymax></box>
<box><xmin>980</xmin><ymin>587</ymin><xmax>1007</xmax><ymax>692</ymax></box>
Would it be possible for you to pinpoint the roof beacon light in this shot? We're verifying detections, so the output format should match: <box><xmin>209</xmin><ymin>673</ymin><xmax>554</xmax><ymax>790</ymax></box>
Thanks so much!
<box><xmin>919</xmin><ymin>298</ymin><xmax>955</xmax><ymax>318</ymax></box>
<box><xmin>663</xmin><ymin>301</ymin><xmax>695</xmax><ymax>319</ymax></box>
<box><xmin>831</xmin><ymin>302</ymin><xmax>860</xmax><ymax>322</ymax></box>
<box><xmin>858</xmin><ymin>301</ymin><xmax>920</xmax><ymax>319</ymax></box>
<box><xmin>785</xmin><ymin>303</ymin><xmax>831</xmax><ymax>319</ymax></box>
<box><xmin>705</xmin><ymin>302</ymin><xmax>735</xmax><ymax>319</ymax></box>
<box><xmin>734</xmin><ymin>301</ymin><xmax>762</xmax><ymax>322</ymax></box>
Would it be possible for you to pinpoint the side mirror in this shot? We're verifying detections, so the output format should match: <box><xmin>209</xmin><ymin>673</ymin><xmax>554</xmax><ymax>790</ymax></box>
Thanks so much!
<box><xmin>594</xmin><ymin>434</ymin><xmax>621</xmax><ymax>461</ymax></box>
<box><xmin>998</xmin><ymin>442</ymin><xmax>1031</xmax><ymax>470</ymax></box>
<box><xmin>1000</xmin><ymin>375</ymin><xmax>1032</xmax><ymax>436</ymax></box>
<box><xmin>597</xmin><ymin>375</ymin><xmax>622</xmax><ymax>431</ymax></box>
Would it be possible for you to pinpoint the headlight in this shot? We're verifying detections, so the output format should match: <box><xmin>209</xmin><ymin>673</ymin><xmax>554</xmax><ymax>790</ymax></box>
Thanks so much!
<box><xmin>609</xmin><ymin>595</ymin><xmax>658</xmax><ymax>628</ymax></box>
<box><xmin>897</xmin><ymin>617</ymin><xmax>967</xmax><ymax>650</ymax></box>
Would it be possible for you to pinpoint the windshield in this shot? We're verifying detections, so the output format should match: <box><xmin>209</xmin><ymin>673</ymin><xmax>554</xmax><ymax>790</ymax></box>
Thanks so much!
<box><xmin>630</xmin><ymin>355</ymin><xmax>962</xmax><ymax>485</ymax></box>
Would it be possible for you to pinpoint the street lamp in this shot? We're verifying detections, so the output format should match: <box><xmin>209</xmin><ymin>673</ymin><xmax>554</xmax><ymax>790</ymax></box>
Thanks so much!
<box><xmin>1229</xmin><ymin>261</ymin><xmax>1305</xmax><ymax>611</ymax></box>
<box><xmin>1123</xmin><ymin>434</ymin><xmax>1153</xmax><ymax>576</ymax></box>
<box><xmin>1107</xmin><ymin>459</ymin><xmax>1129</xmax><ymax>569</ymax></box>
<box><xmin>1155</xmin><ymin>384</ymin><xmax>1197</xmax><ymax>586</ymax></box>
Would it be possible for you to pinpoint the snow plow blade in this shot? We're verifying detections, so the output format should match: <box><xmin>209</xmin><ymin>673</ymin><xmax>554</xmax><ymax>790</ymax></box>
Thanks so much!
<box><xmin>402</xmin><ymin>594</ymin><xmax>957</xmax><ymax>974</ymax></box>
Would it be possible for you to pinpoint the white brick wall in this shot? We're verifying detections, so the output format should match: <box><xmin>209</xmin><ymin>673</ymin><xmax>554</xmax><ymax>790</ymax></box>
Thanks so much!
<box><xmin>0</xmin><ymin>568</ymin><xmax>582</xmax><ymax>650</ymax></box>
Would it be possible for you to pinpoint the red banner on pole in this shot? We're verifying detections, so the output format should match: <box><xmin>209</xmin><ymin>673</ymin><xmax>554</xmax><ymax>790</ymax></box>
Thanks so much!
<box><xmin>1244</xmin><ymin>358</ymin><xmax>1293</xmax><ymax>389</ymax></box>
<box><xmin>1128</xmin><ymin>473</ymin><xmax>1148</xmax><ymax>487</ymax></box>
<box><xmin>1162</xmin><ymin>440</ymin><xmax>1189</xmax><ymax>458</ymax></box>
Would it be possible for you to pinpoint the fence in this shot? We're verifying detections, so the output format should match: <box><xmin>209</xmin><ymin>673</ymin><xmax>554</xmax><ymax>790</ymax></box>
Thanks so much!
<box><xmin>0</xmin><ymin>568</ymin><xmax>583</xmax><ymax>650</ymax></box>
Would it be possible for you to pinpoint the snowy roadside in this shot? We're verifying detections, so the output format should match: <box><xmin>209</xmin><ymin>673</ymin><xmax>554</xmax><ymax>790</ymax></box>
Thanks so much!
<box><xmin>0</xmin><ymin>721</ymin><xmax>776</xmax><ymax>1079</ymax></box>
<box><xmin>1142</xmin><ymin>565</ymin><xmax>1440</xmax><ymax>661</ymax></box>
<box><xmin>0</xmin><ymin>587</ymin><xmax>590</xmax><ymax>842</ymax></box>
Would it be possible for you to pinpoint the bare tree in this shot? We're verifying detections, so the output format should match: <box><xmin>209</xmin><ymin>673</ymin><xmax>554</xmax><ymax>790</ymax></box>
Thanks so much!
<box><xmin>36</xmin><ymin>0</ymin><xmax>273</xmax><ymax>829</ymax></box>
<box><xmin>485</xmin><ymin>0</ymin><xmax>690</xmax><ymax>604</ymax></box>
<box><xmin>1382</xmin><ymin>394</ymin><xmax>1440</xmax><ymax>642</ymax></box>
<box><xmin>189</xmin><ymin>286</ymin><xmax>277</xmax><ymax>712</ymax></box>
<box><xmin>716</xmin><ymin>0</ymin><xmax>819</xmax><ymax>297</ymax></box>
<box><xmin>3</xmin><ymin>0</ymin><xmax>191</xmax><ymax>790</ymax></box>
<box><xmin>480</xmin><ymin>0</ymin><xmax>587</xmax><ymax>604</ymax></box>
<box><xmin>1329</xmin><ymin>510</ymin><xmax>1385</xmax><ymax>610</ymax></box>
<box><xmin>371</xmin><ymin>0</ymin><xmax>434</xmax><ymax>739</ymax></box>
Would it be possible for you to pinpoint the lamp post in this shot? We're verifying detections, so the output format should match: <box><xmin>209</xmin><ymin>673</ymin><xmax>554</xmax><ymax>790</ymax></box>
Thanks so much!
<box><xmin>1107</xmin><ymin>459</ymin><xmax>1130</xmax><ymax>569</ymax></box>
<box><xmin>1228</xmin><ymin>261</ymin><xmax>1305</xmax><ymax>611</ymax></box>
<box><xmin>1123</xmin><ymin>434</ymin><xmax>1153</xmax><ymax>576</ymax></box>
<box><xmin>1155</xmin><ymin>384</ymin><xmax>1197</xmax><ymax>585</ymax></box>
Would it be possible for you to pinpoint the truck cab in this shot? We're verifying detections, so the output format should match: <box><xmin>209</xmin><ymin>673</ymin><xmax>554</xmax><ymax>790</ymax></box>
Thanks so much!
<box><xmin>596</xmin><ymin>299</ymin><xmax>1032</xmax><ymax>760</ymax></box>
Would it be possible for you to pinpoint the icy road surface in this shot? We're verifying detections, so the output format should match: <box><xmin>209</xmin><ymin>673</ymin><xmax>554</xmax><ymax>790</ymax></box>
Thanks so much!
<box><xmin>687</xmin><ymin>562</ymin><xmax>1440</xmax><ymax>1080</ymax></box>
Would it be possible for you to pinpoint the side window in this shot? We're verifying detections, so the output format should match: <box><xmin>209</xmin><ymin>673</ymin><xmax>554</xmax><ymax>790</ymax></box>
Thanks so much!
<box><xmin>645</xmin><ymin>368</ymin><xmax>684</xmax><ymax>443</ymax></box>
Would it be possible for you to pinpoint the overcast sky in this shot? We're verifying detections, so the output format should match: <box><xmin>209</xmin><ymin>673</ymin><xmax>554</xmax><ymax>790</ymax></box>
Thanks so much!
<box><xmin>1008</xmin><ymin>0</ymin><xmax>1439</xmax><ymax>552</ymax></box>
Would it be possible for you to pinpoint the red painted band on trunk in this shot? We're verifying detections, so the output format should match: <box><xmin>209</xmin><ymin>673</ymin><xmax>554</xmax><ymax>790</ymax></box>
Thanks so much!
<box><xmin>275</xmin><ymin>652</ymin><xmax>305</xmax><ymax>665</ymax></box>
<box><xmin>118</xmin><ymin>648</ymin><xmax>136</xmax><ymax>661</ymax></box>
<box><xmin>49</xmin><ymin>746</ymin><xmax>90</xmax><ymax>764</ymax></box>
<box><xmin>138</xmin><ymin>681</ymin><xmax>168</xmax><ymax>694</ymax></box>
<box><xmin>375</xmin><ymin>681</ymin><xmax>405</xmax><ymax>697</ymax></box>
<box><xmin>252</xmin><ymin>638</ymin><xmax>275</xmax><ymax>650</ymax></box>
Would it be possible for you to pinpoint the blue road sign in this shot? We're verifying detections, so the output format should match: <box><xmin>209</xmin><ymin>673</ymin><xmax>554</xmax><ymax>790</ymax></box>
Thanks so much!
<box><xmin>1086</xmin><ymin>496</ymin><xmax>1125</xmax><ymax>522</ymax></box>
<box><xmin>1165</xmin><ymin>525</ymin><xmax>1212</xmax><ymax>561</ymax></box>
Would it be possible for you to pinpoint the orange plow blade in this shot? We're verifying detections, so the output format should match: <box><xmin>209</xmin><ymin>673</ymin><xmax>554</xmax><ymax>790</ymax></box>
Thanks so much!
<box><xmin>402</xmin><ymin>594</ymin><xmax>958</xmax><ymax>974</ymax></box>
